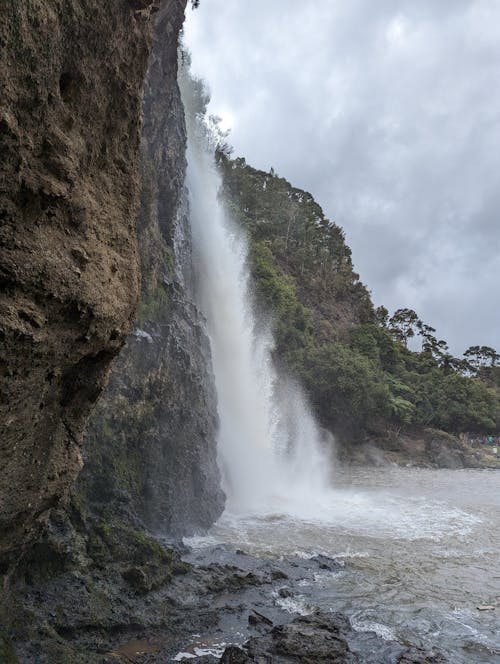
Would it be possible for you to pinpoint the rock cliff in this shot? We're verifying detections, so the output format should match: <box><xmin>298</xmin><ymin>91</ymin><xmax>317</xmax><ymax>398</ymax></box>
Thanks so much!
<box><xmin>0</xmin><ymin>0</ymin><xmax>182</xmax><ymax>561</ymax></box>
<box><xmin>78</xmin><ymin>2</ymin><xmax>224</xmax><ymax>536</ymax></box>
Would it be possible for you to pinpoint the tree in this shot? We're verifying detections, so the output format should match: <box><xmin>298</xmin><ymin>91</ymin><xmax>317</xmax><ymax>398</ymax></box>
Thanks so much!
<box><xmin>217</xmin><ymin>148</ymin><xmax>500</xmax><ymax>439</ymax></box>
<box><xmin>297</xmin><ymin>343</ymin><xmax>391</xmax><ymax>431</ymax></box>
<box><xmin>439</xmin><ymin>353</ymin><xmax>469</xmax><ymax>375</ymax></box>
<box><xmin>375</xmin><ymin>305</ymin><xmax>389</xmax><ymax>328</ymax></box>
<box><xmin>388</xmin><ymin>308</ymin><xmax>420</xmax><ymax>347</ymax></box>
<box><xmin>464</xmin><ymin>346</ymin><xmax>500</xmax><ymax>373</ymax></box>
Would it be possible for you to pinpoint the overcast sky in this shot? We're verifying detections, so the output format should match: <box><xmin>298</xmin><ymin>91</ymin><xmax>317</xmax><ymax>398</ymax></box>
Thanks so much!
<box><xmin>183</xmin><ymin>0</ymin><xmax>499</xmax><ymax>355</ymax></box>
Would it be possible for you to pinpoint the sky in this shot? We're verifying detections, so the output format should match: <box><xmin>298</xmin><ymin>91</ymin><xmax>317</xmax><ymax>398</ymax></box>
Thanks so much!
<box><xmin>183</xmin><ymin>0</ymin><xmax>500</xmax><ymax>355</ymax></box>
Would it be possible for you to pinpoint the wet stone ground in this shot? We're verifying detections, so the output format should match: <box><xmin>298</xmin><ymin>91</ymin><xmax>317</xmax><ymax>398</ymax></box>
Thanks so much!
<box><xmin>84</xmin><ymin>544</ymin><xmax>444</xmax><ymax>664</ymax></box>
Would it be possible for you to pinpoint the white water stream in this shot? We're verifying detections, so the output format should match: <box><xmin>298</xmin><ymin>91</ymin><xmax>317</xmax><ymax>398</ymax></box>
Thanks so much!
<box><xmin>180</xmin><ymin>68</ymin><xmax>332</xmax><ymax>516</ymax></box>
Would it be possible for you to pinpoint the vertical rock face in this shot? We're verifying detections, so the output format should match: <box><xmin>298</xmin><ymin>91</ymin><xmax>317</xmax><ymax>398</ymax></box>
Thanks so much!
<box><xmin>79</xmin><ymin>2</ymin><xmax>225</xmax><ymax>536</ymax></box>
<box><xmin>0</xmin><ymin>1</ymin><xmax>159</xmax><ymax>559</ymax></box>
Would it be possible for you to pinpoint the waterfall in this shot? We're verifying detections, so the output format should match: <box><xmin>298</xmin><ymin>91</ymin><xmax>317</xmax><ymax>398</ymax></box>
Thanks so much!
<box><xmin>179</xmin><ymin>64</ymin><xmax>333</xmax><ymax>517</ymax></box>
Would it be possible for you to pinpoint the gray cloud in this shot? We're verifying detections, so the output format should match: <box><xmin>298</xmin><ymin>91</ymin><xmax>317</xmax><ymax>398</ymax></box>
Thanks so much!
<box><xmin>184</xmin><ymin>0</ymin><xmax>500</xmax><ymax>354</ymax></box>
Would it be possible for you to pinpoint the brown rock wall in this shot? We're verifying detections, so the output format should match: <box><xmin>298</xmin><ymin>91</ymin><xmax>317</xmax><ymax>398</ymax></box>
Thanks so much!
<box><xmin>0</xmin><ymin>0</ymin><xmax>161</xmax><ymax>558</ymax></box>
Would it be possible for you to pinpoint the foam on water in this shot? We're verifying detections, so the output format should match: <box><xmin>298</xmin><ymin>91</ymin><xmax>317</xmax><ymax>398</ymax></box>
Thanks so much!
<box><xmin>173</xmin><ymin>644</ymin><xmax>227</xmax><ymax>661</ymax></box>
<box><xmin>184</xmin><ymin>468</ymin><xmax>499</xmax><ymax>663</ymax></box>
<box><xmin>173</xmin><ymin>635</ymin><xmax>229</xmax><ymax>661</ymax></box>
<box><xmin>350</xmin><ymin>617</ymin><xmax>397</xmax><ymax>642</ymax></box>
<box><xmin>186</xmin><ymin>486</ymin><xmax>481</xmax><ymax>561</ymax></box>
<box><xmin>272</xmin><ymin>592</ymin><xmax>314</xmax><ymax>616</ymax></box>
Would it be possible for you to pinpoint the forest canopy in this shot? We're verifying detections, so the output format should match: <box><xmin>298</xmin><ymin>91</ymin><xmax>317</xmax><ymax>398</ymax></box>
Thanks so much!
<box><xmin>217</xmin><ymin>153</ymin><xmax>500</xmax><ymax>441</ymax></box>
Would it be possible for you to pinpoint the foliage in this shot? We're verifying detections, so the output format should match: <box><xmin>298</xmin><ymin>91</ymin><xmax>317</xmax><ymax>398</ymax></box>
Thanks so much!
<box><xmin>219</xmin><ymin>153</ymin><xmax>374</xmax><ymax>330</ymax></box>
<box><xmin>218</xmin><ymin>154</ymin><xmax>500</xmax><ymax>438</ymax></box>
<box><xmin>413</xmin><ymin>372</ymin><xmax>497</xmax><ymax>432</ymax></box>
<box><xmin>464</xmin><ymin>345</ymin><xmax>500</xmax><ymax>373</ymax></box>
<box><xmin>249</xmin><ymin>241</ymin><xmax>315</xmax><ymax>355</ymax></box>
<box><xmin>294</xmin><ymin>343</ymin><xmax>391</xmax><ymax>431</ymax></box>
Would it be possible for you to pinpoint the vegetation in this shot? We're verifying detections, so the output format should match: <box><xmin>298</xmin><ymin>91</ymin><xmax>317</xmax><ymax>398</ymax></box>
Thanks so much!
<box><xmin>218</xmin><ymin>154</ymin><xmax>500</xmax><ymax>441</ymax></box>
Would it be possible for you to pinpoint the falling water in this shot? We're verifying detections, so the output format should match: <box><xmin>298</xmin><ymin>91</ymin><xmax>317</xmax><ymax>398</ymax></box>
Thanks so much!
<box><xmin>179</xmin><ymin>66</ymin><xmax>332</xmax><ymax>516</ymax></box>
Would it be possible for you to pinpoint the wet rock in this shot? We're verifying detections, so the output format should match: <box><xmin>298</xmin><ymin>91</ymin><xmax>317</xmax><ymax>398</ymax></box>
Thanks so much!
<box><xmin>237</xmin><ymin>613</ymin><xmax>355</xmax><ymax>663</ymax></box>
<box><xmin>79</xmin><ymin>0</ymin><xmax>224</xmax><ymax>538</ymax></box>
<box><xmin>203</xmin><ymin>566</ymin><xmax>265</xmax><ymax>594</ymax></box>
<box><xmin>0</xmin><ymin>0</ymin><xmax>156</xmax><ymax>563</ymax></box>
<box><xmin>122</xmin><ymin>566</ymin><xmax>150</xmax><ymax>594</ymax></box>
<box><xmin>221</xmin><ymin>646</ymin><xmax>251</xmax><ymax>663</ymax></box>
<box><xmin>277</xmin><ymin>587</ymin><xmax>293</xmax><ymax>599</ymax></box>
<box><xmin>129</xmin><ymin>0</ymin><xmax>154</xmax><ymax>9</ymax></box>
<box><xmin>248</xmin><ymin>610</ymin><xmax>273</xmax><ymax>627</ymax></box>
<box><xmin>271</xmin><ymin>569</ymin><xmax>289</xmax><ymax>581</ymax></box>
<box><xmin>398</xmin><ymin>647</ymin><xmax>447</xmax><ymax>663</ymax></box>
<box><xmin>311</xmin><ymin>554</ymin><xmax>343</xmax><ymax>571</ymax></box>
<box><xmin>5</xmin><ymin>541</ymin><xmax>448</xmax><ymax>663</ymax></box>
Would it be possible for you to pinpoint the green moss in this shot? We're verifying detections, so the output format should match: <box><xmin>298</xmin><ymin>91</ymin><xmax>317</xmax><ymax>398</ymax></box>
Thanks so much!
<box><xmin>136</xmin><ymin>282</ymin><xmax>170</xmax><ymax>327</ymax></box>
<box><xmin>163</xmin><ymin>247</ymin><xmax>175</xmax><ymax>279</ymax></box>
<box><xmin>89</xmin><ymin>519</ymin><xmax>172</xmax><ymax>568</ymax></box>
<box><xmin>112</xmin><ymin>449</ymin><xmax>142</xmax><ymax>493</ymax></box>
<box><xmin>118</xmin><ymin>522</ymin><xmax>172</xmax><ymax>563</ymax></box>
<box><xmin>69</xmin><ymin>487</ymin><xmax>90</xmax><ymax>522</ymax></box>
<box><xmin>95</xmin><ymin>521</ymin><xmax>111</xmax><ymax>539</ymax></box>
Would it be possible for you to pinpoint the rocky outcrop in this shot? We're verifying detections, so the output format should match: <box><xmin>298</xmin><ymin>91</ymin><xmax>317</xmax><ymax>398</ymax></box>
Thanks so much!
<box><xmin>3</xmin><ymin>544</ymin><xmax>446</xmax><ymax>663</ymax></box>
<box><xmin>222</xmin><ymin>613</ymin><xmax>355</xmax><ymax>663</ymax></box>
<box><xmin>0</xmin><ymin>0</ymin><xmax>166</xmax><ymax>561</ymax></box>
<box><xmin>340</xmin><ymin>427</ymin><xmax>500</xmax><ymax>469</ymax></box>
<box><xmin>78</xmin><ymin>1</ymin><xmax>224</xmax><ymax>536</ymax></box>
<box><xmin>221</xmin><ymin>613</ymin><xmax>444</xmax><ymax>663</ymax></box>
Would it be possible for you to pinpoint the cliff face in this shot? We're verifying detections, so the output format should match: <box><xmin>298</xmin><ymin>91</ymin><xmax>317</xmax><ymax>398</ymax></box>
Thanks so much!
<box><xmin>0</xmin><ymin>0</ymin><xmax>162</xmax><ymax>560</ymax></box>
<box><xmin>78</xmin><ymin>4</ymin><xmax>224</xmax><ymax>536</ymax></box>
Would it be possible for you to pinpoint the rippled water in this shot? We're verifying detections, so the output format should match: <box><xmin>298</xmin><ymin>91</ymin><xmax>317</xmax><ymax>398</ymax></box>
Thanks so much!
<box><xmin>186</xmin><ymin>467</ymin><xmax>500</xmax><ymax>662</ymax></box>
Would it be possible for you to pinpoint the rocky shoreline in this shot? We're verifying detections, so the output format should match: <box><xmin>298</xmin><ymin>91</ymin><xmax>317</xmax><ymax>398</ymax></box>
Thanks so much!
<box><xmin>340</xmin><ymin>428</ymin><xmax>500</xmax><ymax>470</ymax></box>
<box><xmin>1</xmin><ymin>535</ymin><xmax>445</xmax><ymax>664</ymax></box>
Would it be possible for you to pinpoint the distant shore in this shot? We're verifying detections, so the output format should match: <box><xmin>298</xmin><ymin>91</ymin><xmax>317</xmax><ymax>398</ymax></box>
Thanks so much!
<box><xmin>340</xmin><ymin>427</ymin><xmax>500</xmax><ymax>470</ymax></box>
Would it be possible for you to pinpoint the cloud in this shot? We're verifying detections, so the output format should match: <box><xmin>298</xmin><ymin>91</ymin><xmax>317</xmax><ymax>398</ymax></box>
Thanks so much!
<box><xmin>184</xmin><ymin>0</ymin><xmax>500</xmax><ymax>354</ymax></box>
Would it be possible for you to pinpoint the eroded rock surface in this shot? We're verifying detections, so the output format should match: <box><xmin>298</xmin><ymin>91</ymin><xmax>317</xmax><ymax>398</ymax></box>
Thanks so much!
<box><xmin>0</xmin><ymin>0</ymin><xmax>164</xmax><ymax>560</ymax></box>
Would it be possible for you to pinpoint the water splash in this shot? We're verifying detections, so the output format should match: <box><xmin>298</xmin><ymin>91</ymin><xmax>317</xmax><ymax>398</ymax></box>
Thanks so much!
<box><xmin>179</xmin><ymin>63</ymin><xmax>332</xmax><ymax>516</ymax></box>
